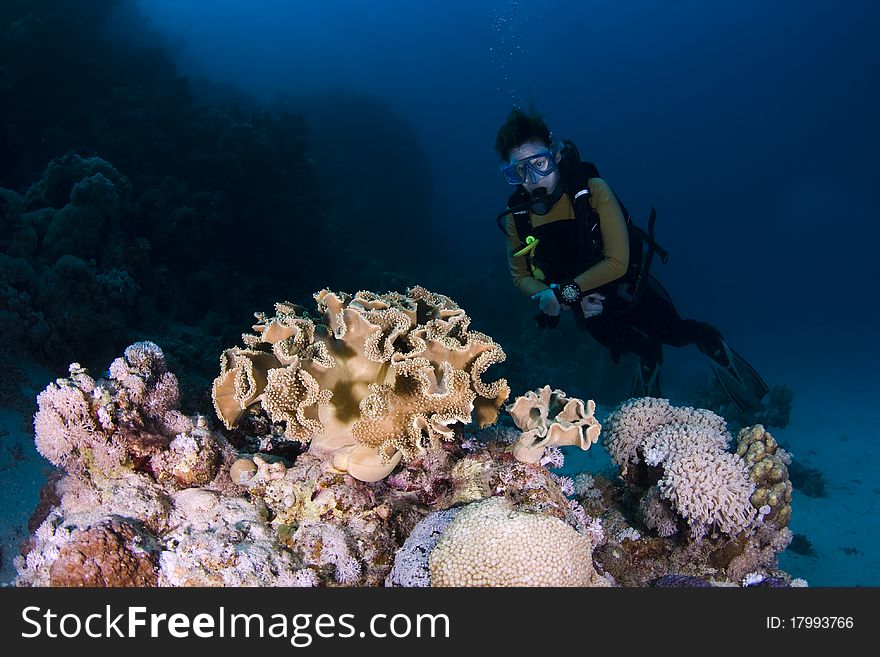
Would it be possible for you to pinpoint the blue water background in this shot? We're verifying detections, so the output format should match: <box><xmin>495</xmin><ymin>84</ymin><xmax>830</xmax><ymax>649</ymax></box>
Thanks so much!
<box><xmin>139</xmin><ymin>0</ymin><xmax>880</xmax><ymax>584</ymax></box>
<box><xmin>2</xmin><ymin>0</ymin><xmax>876</xmax><ymax>585</ymax></box>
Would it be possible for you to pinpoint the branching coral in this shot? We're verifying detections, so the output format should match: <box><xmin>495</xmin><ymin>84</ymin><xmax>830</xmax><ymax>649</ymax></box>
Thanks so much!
<box><xmin>212</xmin><ymin>287</ymin><xmax>510</xmax><ymax>481</ymax></box>
<box><xmin>34</xmin><ymin>341</ymin><xmax>220</xmax><ymax>484</ymax></box>
<box><xmin>603</xmin><ymin>398</ymin><xmax>759</xmax><ymax>540</ymax></box>
<box><xmin>506</xmin><ymin>385</ymin><xmax>601</xmax><ymax>464</ymax></box>
<box><xmin>603</xmin><ymin>397</ymin><xmax>727</xmax><ymax>476</ymax></box>
<box><xmin>658</xmin><ymin>447</ymin><xmax>757</xmax><ymax>539</ymax></box>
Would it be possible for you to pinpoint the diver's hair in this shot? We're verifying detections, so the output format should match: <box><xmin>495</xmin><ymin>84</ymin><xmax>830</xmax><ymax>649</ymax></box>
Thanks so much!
<box><xmin>494</xmin><ymin>108</ymin><xmax>552</xmax><ymax>160</ymax></box>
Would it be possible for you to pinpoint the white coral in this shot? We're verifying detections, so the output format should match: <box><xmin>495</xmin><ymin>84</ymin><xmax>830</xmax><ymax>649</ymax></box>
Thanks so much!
<box><xmin>603</xmin><ymin>398</ymin><xmax>729</xmax><ymax>474</ymax></box>
<box><xmin>158</xmin><ymin>492</ymin><xmax>300</xmax><ymax>586</ymax></box>
<box><xmin>659</xmin><ymin>450</ymin><xmax>757</xmax><ymax>539</ymax></box>
<box><xmin>428</xmin><ymin>496</ymin><xmax>608</xmax><ymax>587</ymax></box>
<box><xmin>603</xmin><ymin>397</ymin><xmax>677</xmax><ymax>473</ymax></box>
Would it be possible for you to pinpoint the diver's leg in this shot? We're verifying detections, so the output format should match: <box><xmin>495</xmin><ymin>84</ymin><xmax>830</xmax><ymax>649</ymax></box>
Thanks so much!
<box><xmin>586</xmin><ymin>314</ymin><xmax>663</xmax><ymax>396</ymax></box>
<box><xmin>633</xmin><ymin>336</ymin><xmax>663</xmax><ymax>397</ymax></box>
<box><xmin>631</xmin><ymin>276</ymin><xmax>723</xmax><ymax>353</ymax></box>
<box><xmin>631</xmin><ymin>277</ymin><xmax>767</xmax><ymax>411</ymax></box>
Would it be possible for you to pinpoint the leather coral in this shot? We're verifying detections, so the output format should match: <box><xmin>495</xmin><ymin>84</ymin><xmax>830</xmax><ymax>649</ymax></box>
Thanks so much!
<box><xmin>506</xmin><ymin>385</ymin><xmax>601</xmax><ymax>464</ymax></box>
<box><xmin>212</xmin><ymin>286</ymin><xmax>510</xmax><ymax>482</ymax></box>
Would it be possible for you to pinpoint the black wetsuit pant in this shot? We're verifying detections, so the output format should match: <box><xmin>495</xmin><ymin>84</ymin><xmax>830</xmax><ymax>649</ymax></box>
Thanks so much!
<box><xmin>577</xmin><ymin>275</ymin><xmax>723</xmax><ymax>369</ymax></box>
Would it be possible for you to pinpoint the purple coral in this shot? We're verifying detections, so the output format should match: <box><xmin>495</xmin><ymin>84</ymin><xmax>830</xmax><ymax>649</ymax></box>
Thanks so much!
<box><xmin>650</xmin><ymin>574</ymin><xmax>713</xmax><ymax>587</ymax></box>
<box><xmin>553</xmin><ymin>474</ymin><xmax>576</xmax><ymax>497</ymax></box>
<box><xmin>540</xmin><ymin>446</ymin><xmax>565</xmax><ymax>469</ymax></box>
<box><xmin>34</xmin><ymin>374</ymin><xmax>103</xmax><ymax>468</ymax></box>
<box><xmin>32</xmin><ymin>342</ymin><xmax>207</xmax><ymax>482</ymax></box>
<box><xmin>108</xmin><ymin>341</ymin><xmax>179</xmax><ymax>419</ymax></box>
<box><xmin>386</xmin><ymin>507</ymin><xmax>463</xmax><ymax>587</ymax></box>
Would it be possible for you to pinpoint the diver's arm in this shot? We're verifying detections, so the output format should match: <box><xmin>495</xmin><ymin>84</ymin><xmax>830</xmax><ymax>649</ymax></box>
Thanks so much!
<box><xmin>572</xmin><ymin>178</ymin><xmax>629</xmax><ymax>292</ymax></box>
<box><xmin>505</xmin><ymin>213</ymin><xmax>549</xmax><ymax>298</ymax></box>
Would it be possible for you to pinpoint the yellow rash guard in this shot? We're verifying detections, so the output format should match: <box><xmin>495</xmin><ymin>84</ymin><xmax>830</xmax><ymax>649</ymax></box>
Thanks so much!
<box><xmin>504</xmin><ymin>177</ymin><xmax>630</xmax><ymax>298</ymax></box>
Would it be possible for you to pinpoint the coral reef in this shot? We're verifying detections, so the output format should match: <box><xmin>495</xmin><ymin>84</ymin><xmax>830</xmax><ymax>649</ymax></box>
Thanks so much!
<box><xmin>590</xmin><ymin>397</ymin><xmax>796</xmax><ymax>585</ymax></box>
<box><xmin>3</xmin><ymin>0</ymin><xmax>812</xmax><ymax>589</ymax></box>
<box><xmin>18</xmin><ymin>334</ymin><xmax>614</xmax><ymax>587</ymax></box>
<box><xmin>17</xmin><ymin>333</ymin><xmax>802</xmax><ymax>587</ymax></box>
<box><xmin>212</xmin><ymin>287</ymin><xmax>510</xmax><ymax>481</ymax></box>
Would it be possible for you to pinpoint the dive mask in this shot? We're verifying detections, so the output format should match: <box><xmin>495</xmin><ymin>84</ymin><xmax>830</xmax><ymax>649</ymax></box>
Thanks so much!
<box><xmin>500</xmin><ymin>149</ymin><xmax>559</xmax><ymax>186</ymax></box>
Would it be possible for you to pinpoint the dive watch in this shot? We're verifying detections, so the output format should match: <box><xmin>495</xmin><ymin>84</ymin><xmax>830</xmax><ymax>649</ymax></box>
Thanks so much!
<box><xmin>552</xmin><ymin>281</ymin><xmax>582</xmax><ymax>306</ymax></box>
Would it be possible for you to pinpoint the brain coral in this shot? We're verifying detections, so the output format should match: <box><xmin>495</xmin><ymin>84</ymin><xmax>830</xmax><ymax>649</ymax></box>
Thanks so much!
<box><xmin>428</xmin><ymin>496</ymin><xmax>607</xmax><ymax>587</ymax></box>
<box><xmin>212</xmin><ymin>287</ymin><xmax>510</xmax><ymax>481</ymax></box>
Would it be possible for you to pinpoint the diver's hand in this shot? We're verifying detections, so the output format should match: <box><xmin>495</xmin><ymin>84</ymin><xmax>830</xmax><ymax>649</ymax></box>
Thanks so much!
<box><xmin>531</xmin><ymin>288</ymin><xmax>561</xmax><ymax>316</ymax></box>
<box><xmin>580</xmin><ymin>292</ymin><xmax>605</xmax><ymax>319</ymax></box>
<box><xmin>534</xmin><ymin>312</ymin><xmax>561</xmax><ymax>330</ymax></box>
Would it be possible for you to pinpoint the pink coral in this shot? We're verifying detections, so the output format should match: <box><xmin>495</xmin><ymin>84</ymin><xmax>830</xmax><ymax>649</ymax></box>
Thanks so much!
<box><xmin>603</xmin><ymin>397</ymin><xmax>729</xmax><ymax>475</ymax></box>
<box><xmin>602</xmin><ymin>397</ymin><xmax>678</xmax><ymax>473</ymax></box>
<box><xmin>108</xmin><ymin>341</ymin><xmax>180</xmax><ymax>422</ymax></box>
<box><xmin>32</xmin><ymin>342</ymin><xmax>213</xmax><ymax>484</ymax></box>
<box><xmin>603</xmin><ymin>398</ymin><xmax>765</xmax><ymax>539</ymax></box>
<box><xmin>34</xmin><ymin>374</ymin><xmax>102</xmax><ymax>468</ymax></box>
<box><xmin>659</xmin><ymin>447</ymin><xmax>756</xmax><ymax>539</ymax></box>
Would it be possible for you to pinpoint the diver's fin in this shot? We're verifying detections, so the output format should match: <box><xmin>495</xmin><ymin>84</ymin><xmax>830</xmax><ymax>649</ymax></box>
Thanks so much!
<box><xmin>706</xmin><ymin>341</ymin><xmax>769</xmax><ymax>413</ymax></box>
<box><xmin>631</xmin><ymin>360</ymin><xmax>661</xmax><ymax>398</ymax></box>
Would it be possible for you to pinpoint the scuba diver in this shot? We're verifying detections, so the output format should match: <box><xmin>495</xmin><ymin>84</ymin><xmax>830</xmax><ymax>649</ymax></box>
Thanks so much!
<box><xmin>495</xmin><ymin>108</ymin><xmax>768</xmax><ymax>411</ymax></box>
